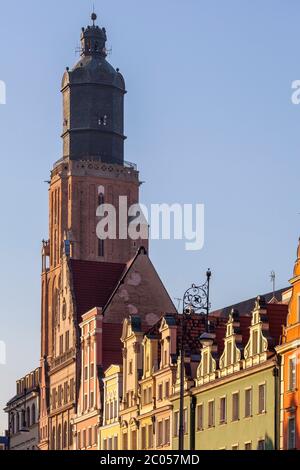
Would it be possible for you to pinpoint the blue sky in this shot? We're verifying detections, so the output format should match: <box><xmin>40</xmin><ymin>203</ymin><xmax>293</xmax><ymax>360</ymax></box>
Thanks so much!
<box><xmin>1</xmin><ymin>0</ymin><xmax>300</xmax><ymax>431</ymax></box>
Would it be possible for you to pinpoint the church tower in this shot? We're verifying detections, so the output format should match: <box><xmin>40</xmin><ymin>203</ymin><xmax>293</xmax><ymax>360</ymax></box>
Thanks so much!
<box><xmin>38</xmin><ymin>14</ymin><xmax>148</xmax><ymax>450</ymax></box>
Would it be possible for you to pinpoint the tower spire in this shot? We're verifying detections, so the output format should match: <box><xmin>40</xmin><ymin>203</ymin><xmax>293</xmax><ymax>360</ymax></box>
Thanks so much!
<box><xmin>91</xmin><ymin>7</ymin><xmax>97</xmax><ymax>27</ymax></box>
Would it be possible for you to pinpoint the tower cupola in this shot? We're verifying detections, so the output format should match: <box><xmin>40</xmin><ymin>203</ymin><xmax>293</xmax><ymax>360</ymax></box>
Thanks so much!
<box><xmin>61</xmin><ymin>13</ymin><xmax>126</xmax><ymax>164</ymax></box>
<box><xmin>80</xmin><ymin>14</ymin><xmax>108</xmax><ymax>58</ymax></box>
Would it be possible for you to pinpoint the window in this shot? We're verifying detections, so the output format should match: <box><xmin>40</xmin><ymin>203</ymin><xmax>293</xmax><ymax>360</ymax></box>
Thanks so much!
<box><xmin>123</xmin><ymin>433</ymin><xmax>128</xmax><ymax>450</ymax></box>
<box><xmin>65</xmin><ymin>331</ymin><xmax>69</xmax><ymax>351</ymax></box>
<box><xmin>114</xmin><ymin>436</ymin><xmax>118</xmax><ymax>450</ymax></box>
<box><xmin>90</xmin><ymin>363</ymin><xmax>94</xmax><ymax>378</ymax></box>
<box><xmin>98</xmin><ymin>239</ymin><xmax>104</xmax><ymax>257</ymax></box>
<box><xmin>59</xmin><ymin>335</ymin><xmax>64</xmax><ymax>355</ymax></box>
<box><xmin>148</xmin><ymin>387</ymin><xmax>152</xmax><ymax>404</ymax></box>
<box><xmin>157</xmin><ymin>421</ymin><xmax>163</xmax><ymax>446</ymax></box>
<box><xmin>129</xmin><ymin>361</ymin><xmax>133</xmax><ymax>375</ymax></box>
<box><xmin>232</xmin><ymin>444</ymin><xmax>239</xmax><ymax>450</ymax></box>
<box><xmin>84</xmin><ymin>366</ymin><xmax>88</xmax><ymax>381</ymax></box>
<box><xmin>203</xmin><ymin>352</ymin><xmax>208</xmax><ymax>375</ymax></box>
<box><xmin>165</xmin><ymin>381</ymin><xmax>170</xmax><ymax>399</ymax></box>
<box><xmin>184</xmin><ymin>408</ymin><xmax>188</xmax><ymax>434</ymax></box>
<box><xmin>245</xmin><ymin>442</ymin><xmax>252</xmax><ymax>450</ymax></box>
<box><xmin>289</xmin><ymin>357</ymin><xmax>296</xmax><ymax>391</ymax></box>
<box><xmin>90</xmin><ymin>391</ymin><xmax>94</xmax><ymax>408</ymax></box>
<box><xmin>208</xmin><ymin>401</ymin><xmax>215</xmax><ymax>428</ymax></box>
<box><xmin>232</xmin><ymin>392</ymin><xmax>239</xmax><ymax>421</ymax></box>
<box><xmin>252</xmin><ymin>330</ymin><xmax>258</xmax><ymax>355</ymax></box>
<box><xmin>57</xmin><ymin>424</ymin><xmax>62</xmax><ymax>450</ymax></box>
<box><xmin>164</xmin><ymin>418</ymin><xmax>170</xmax><ymax>445</ymax></box>
<box><xmin>197</xmin><ymin>404</ymin><xmax>203</xmax><ymax>431</ymax></box>
<box><xmin>77</xmin><ymin>431</ymin><xmax>81</xmax><ymax>449</ymax></box>
<box><xmin>219</xmin><ymin>396</ymin><xmax>226</xmax><ymax>424</ymax></box>
<box><xmin>164</xmin><ymin>349</ymin><xmax>168</xmax><ymax>366</ymax></box>
<box><xmin>257</xmin><ymin>439</ymin><xmax>265</xmax><ymax>450</ymax></box>
<box><xmin>84</xmin><ymin>394</ymin><xmax>88</xmax><ymax>411</ymax></box>
<box><xmin>288</xmin><ymin>417</ymin><xmax>296</xmax><ymax>450</ymax></box>
<box><xmin>158</xmin><ymin>383</ymin><xmax>163</xmax><ymax>401</ymax></box>
<box><xmin>58</xmin><ymin>385</ymin><xmax>62</xmax><ymax>407</ymax></box>
<box><xmin>26</xmin><ymin>407</ymin><xmax>30</xmax><ymax>428</ymax></box>
<box><xmin>258</xmin><ymin>384</ymin><xmax>266</xmax><ymax>414</ymax></box>
<box><xmin>145</xmin><ymin>355</ymin><xmax>149</xmax><ymax>372</ymax></box>
<box><xmin>103</xmin><ymin>438</ymin><xmax>107</xmax><ymax>450</ymax></box>
<box><xmin>69</xmin><ymin>423</ymin><xmax>73</xmax><ymax>446</ymax></box>
<box><xmin>227</xmin><ymin>342</ymin><xmax>232</xmax><ymax>366</ymax></box>
<box><xmin>245</xmin><ymin>388</ymin><xmax>252</xmax><ymax>417</ymax></box>
<box><xmin>63</xmin><ymin>422</ymin><xmax>68</xmax><ymax>448</ymax></box>
<box><xmin>143</xmin><ymin>388</ymin><xmax>147</xmax><ymax>405</ymax></box>
<box><xmin>131</xmin><ymin>430</ymin><xmax>137</xmax><ymax>450</ymax></box>
<box><xmin>94</xmin><ymin>426</ymin><xmax>98</xmax><ymax>445</ymax></box>
<box><xmin>64</xmin><ymin>381</ymin><xmax>68</xmax><ymax>404</ymax></box>
<box><xmin>174</xmin><ymin>411</ymin><xmax>179</xmax><ymax>437</ymax></box>
<box><xmin>108</xmin><ymin>437</ymin><xmax>113</xmax><ymax>450</ymax></box>
<box><xmin>88</xmin><ymin>428</ymin><xmax>92</xmax><ymax>447</ymax></box>
<box><xmin>148</xmin><ymin>424</ymin><xmax>153</xmax><ymax>448</ymax></box>
<box><xmin>141</xmin><ymin>427</ymin><xmax>147</xmax><ymax>449</ymax></box>
<box><xmin>70</xmin><ymin>379</ymin><xmax>74</xmax><ymax>401</ymax></box>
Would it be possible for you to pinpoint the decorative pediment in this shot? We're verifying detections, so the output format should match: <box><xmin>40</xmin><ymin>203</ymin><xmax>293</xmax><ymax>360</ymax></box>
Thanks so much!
<box><xmin>218</xmin><ymin>309</ymin><xmax>242</xmax><ymax>377</ymax></box>
<box><xmin>243</xmin><ymin>297</ymin><xmax>269</xmax><ymax>368</ymax></box>
<box><xmin>196</xmin><ymin>332</ymin><xmax>217</xmax><ymax>385</ymax></box>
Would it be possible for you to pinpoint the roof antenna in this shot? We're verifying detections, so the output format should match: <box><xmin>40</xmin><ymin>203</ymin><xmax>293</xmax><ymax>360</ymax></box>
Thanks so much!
<box><xmin>270</xmin><ymin>270</ymin><xmax>276</xmax><ymax>298</ymax></box>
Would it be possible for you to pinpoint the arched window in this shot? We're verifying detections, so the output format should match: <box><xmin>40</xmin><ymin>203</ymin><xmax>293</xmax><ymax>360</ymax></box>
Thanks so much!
<box><xmin>31</xmin><ymin>403</ymin><xmax>36</xmax><ymax>425</ymax></box>
<box><xmin>52</xmin><ymin>427</ymin><xmax>56</xmax><ymax>450</ymax></box>
<box><xmin>63</xmin><ymin>421</ymin><xmax>68</xmax><ymax>449</ymax></box>
<box><xmin>11</xmin><ymin>414</ymin><xmax>15</xmax><ymax>434</ymax></box>
<box><xmin>21</xmin><ymin>410</ymin><xmax>26</xmax><ymax>429</ymax></box>
<box><xmin>57</xmin><ymin>424</ymin><xmax>61</xmax><ymax>450</ymax></box>
<box><xmin>26</xmin><ymin>406</ymin><xmax>31</xmax><ymax>427</ymax></box>
<box><xmin>98</xmin><ymin>192</ymin><xmax>104</xmax><ymax>207</ymax></box>
<box><xmin>69</xmin><ymin>423</ymin><xmax>73</xmax><ymax>447</ymax></box>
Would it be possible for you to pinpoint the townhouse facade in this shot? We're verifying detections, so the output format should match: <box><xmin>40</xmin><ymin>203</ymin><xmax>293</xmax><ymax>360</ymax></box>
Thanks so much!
<box><xmin>276</xmin><ymin>239</ymin><xmax>300</xmax><ymax>450</ymax></box>
<box><xmin>4</xmin><ymin>368</ymin><xmax>40</xmax><ymax>450</ymax></box>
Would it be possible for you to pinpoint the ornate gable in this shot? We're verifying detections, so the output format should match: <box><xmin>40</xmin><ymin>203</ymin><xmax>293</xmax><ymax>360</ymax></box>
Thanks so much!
<box><xmin>196</xmin><ymin>332</ymin><xmax>217</xmax><ymax>385</ymax></box>
<box><xmin>218</xmin><ymin>309</ymin><xmax>242</xmax><ymax>377</ymax></box>
<box><xmin>243</xmin><ymin>296</ymin><xmax>269</xmax><ymax>368</ymax></box>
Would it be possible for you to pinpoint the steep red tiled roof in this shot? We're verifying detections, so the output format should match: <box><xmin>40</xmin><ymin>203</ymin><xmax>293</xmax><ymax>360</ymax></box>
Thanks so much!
<box><xmin>69</xmin><ymin>259</ymin><xmax>126</xmax><ymax>319</ymax></box>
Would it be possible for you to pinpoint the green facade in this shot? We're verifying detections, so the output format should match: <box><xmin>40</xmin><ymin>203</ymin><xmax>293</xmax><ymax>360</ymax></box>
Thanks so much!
<box><xmin>171</xmin><ymin>361</ymin><xmax>279</xmax><ymax>450</ymax></box>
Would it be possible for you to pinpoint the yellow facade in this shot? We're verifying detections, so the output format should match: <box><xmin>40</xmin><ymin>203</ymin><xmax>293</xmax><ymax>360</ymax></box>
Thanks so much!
<box><xmin>99</xmin><ymin>365</ymin><xmax>122</xmax><ymax>451</ymax></box>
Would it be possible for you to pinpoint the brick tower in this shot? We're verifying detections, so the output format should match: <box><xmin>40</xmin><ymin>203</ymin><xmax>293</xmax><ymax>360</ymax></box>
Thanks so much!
<box><xmin>38</xmin><ymin>13</ymin><xmax>149</xmax><ymax>450</ymax></box>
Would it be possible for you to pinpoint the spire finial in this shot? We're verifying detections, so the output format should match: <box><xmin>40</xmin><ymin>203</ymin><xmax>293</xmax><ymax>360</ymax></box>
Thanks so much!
<box><xmin>91</xmin><ymin>4</ymin><xmax>97</xmax><ymax>26</ymax></box>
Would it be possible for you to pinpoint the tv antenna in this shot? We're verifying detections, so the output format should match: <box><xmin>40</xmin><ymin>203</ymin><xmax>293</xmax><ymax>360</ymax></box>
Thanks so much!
<box><xmin>270</xmin><ymin>270</ymin><xmax>276</xmax><ymax>298</ymax></box>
